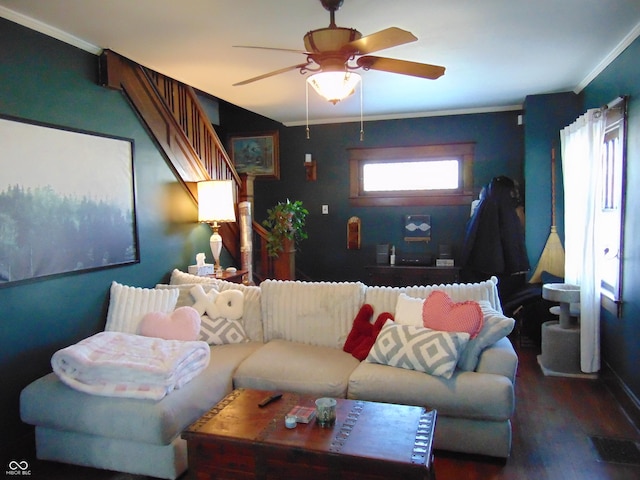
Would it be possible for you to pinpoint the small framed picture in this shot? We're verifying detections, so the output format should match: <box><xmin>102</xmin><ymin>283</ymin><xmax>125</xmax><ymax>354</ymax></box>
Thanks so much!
<box><xmin>229</xmin><ymin>131</ymin><xmax>279</xmax><ymax>179</ymax></box>
<box><xmin>404</xmin><ymin>214</ymin><xmax>431</xmax><ymax>242</ymax></box>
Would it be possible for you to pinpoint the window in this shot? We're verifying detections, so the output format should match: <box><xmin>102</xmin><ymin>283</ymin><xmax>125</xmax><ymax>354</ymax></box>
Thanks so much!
<box><xmin>599</xmin><ymin>96</ymin><xmax>627</xmax><ymax>316</ymax></box>
<box><xmin>348</xmin><ymin>143</ymin><xmax>474</xmax><ymax>207</ymax></box>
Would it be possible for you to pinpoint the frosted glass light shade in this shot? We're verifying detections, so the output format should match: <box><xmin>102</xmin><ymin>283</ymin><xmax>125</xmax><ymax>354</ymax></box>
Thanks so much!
<box><xmin>307</xmin><ymin>71</ymin><xmax>361</xmax><ymax>104</ymax></box>
<box><xmin>197</xmin><ymin>180</ymin><xmax>236</xmax><ymax>223</ymax></box>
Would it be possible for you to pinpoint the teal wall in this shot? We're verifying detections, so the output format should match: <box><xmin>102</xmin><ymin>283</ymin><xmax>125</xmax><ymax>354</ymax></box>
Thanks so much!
<box><xmin>220</xmin><ymin>104</ymin><xmax>525</xmax><ymax>282</ymax></box>
<box><xmin>582</xmin><ymin>38</ymin><xmax>640</xmax><ymax>403</ymax></box>
<box><xmin>0</xmin><ymin>19</ymin><xmax>213</xmax><ymax>451</ymax></box>
<box><xmin>522</xmin><ymin>92</ymin><xmax>582</xmax><ymax>270</ymax></box>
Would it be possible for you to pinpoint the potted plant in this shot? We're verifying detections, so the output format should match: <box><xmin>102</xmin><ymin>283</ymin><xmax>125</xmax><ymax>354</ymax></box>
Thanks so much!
<box><xmin>262</xmin><ymin>199</ymin><xmax>309</xmax><ymax>258</ymax></box>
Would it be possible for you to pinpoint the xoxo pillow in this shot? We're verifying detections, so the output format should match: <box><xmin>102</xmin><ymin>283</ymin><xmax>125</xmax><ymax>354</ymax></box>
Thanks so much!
<box><xmin>139</xmin><ymin>306</ymin><xmax>201</xmax><ymax>341</ymax></box>
<box><xmin>422</xmin><ymin>290</ymin><xmax>483</xmax><ymax>338</ymax></box>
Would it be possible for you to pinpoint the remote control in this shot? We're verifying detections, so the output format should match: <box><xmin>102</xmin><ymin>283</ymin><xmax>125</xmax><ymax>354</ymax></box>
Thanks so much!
<box><xmin>258</xmin><ymin>393</ymin><xmax>283</xmax><ymax>408</ymax></box>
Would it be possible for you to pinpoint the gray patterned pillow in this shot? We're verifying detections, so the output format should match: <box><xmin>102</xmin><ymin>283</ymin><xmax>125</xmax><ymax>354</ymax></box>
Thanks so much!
<box><xmin>366</xmin><ymin>324</ymin><xmax>470</xmax><ymax>379</ymax></box>
<box><xmin>199</xmin><ymin>315</ymin><xmax>248</xmax><ymax>345</ymax></box>
<box><xmin>456</xmin><ymin>301</ymin><xmax>515</xmax><ymax>371</ymax></box>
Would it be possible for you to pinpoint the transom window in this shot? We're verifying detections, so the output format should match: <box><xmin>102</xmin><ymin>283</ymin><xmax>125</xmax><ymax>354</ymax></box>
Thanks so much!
<box><xmin>363</xmin><ymin>160</ymin><xmax>459</xmax><ymax>192</ymax></box>
<box><xmin>349</xmin><ymin>143</ymin><xmax>474</xmax><ymax>207</ymax></box>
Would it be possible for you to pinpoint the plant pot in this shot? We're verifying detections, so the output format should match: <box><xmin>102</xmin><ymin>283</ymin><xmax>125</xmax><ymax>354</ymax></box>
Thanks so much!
<box><xmin>273</xmin><ymin>238</ymin><xmax>296</xmax><ymax>280</ymax></box>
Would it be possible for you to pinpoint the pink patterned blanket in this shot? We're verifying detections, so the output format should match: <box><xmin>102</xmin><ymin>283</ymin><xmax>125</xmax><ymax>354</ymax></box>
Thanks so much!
<box><xmin>51</xmin><ymin>331</ymin><xmax>210</xmax><ymax>400</ymax></box>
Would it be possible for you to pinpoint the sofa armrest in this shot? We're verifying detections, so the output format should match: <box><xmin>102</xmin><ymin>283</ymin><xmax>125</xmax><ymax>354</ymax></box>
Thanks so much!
<box><xmin>474</xmin><ymin>337</ymin><xmax>518</xmax><ymax>383</ymax></box>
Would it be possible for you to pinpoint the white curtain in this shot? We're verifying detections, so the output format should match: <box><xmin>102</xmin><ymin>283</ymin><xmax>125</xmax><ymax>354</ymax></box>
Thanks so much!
<box><xmin>560</xmin><ymin>109</ymin><xmax>606</xmax><ymax>373</ymax></box>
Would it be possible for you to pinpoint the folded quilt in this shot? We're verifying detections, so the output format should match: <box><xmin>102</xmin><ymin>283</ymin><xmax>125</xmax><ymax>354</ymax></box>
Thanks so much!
<box><xmin>51</xmin><ymin>331</ymin><xmax>210</xmax><ymax>400</ymax></box>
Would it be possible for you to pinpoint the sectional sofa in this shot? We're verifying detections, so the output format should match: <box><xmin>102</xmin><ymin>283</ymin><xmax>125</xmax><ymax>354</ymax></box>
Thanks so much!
<box><xmin>20</xmin><ymin>270</ymin><xmax>517</xmax><ymax>479</ymax></box>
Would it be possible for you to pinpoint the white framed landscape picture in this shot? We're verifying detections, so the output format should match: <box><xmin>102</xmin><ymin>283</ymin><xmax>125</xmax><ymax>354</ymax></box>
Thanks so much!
<box><xmin>0</xmin><ymin>115</ymin><xmax>139</xmax><ymax>287</ymax></box>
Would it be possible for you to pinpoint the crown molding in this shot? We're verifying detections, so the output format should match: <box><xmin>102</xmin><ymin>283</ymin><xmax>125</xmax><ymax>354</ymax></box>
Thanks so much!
<box><xmin>575</xmin><ymin>20</ymin><xmax>640</xmax><ymax>93</ymax></box>
<box><xmin>0</xmin><ymin>5</ymin><xmax>101</xmax><ymax>55</ymax></box>
<box><xmin>284</xmin><ymin>104</ymin><xmax>523</xmax><ymax>127</ymax></box>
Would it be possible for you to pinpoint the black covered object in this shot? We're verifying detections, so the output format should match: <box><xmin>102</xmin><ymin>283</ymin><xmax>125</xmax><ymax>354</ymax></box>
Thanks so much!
<box><xmin>460</xmin><ymin>176</ymin><xmax>530</xmax><ymax>297</ymax></box>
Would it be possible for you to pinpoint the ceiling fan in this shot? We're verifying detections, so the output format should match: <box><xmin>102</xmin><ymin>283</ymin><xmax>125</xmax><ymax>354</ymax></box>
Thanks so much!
<box><xmin>233</xmin><ymin>0</ymin><xmax>445</xmax><ymax>103</ymax></box>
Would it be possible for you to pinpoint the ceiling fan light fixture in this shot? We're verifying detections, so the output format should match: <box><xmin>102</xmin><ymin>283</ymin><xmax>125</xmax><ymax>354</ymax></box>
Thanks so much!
<box><xmin>307</xmin><ymin>71</ymin><xmax>361</xmax><ymax>104</ymax></box>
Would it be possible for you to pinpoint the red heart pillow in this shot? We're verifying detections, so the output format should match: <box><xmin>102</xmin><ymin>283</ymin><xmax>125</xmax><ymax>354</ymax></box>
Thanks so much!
<box><xmin>139</xmin><ymin>306</ymin><xmax>201</xmax><ymax>341</ymax></box>
<box><xmin>422</xmin><ymin>291</ymin><xmax>483</xmax><ymax>338</ymax></box>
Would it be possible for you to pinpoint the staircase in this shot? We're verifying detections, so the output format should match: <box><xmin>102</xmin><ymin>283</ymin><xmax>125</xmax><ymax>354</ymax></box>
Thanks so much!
<box><xmin>98</xmin><ymin>49</ymin><xmax>278</xmax><ymax>282</ymax></box>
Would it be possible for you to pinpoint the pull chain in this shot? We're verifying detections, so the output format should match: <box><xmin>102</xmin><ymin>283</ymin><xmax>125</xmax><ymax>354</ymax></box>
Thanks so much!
<box><xmin>305</xmin><ymin>80</ymin><xmax>310</xmax><ymax>139</ymax></box>
<box><xmin>359</xmin><ymin>77</ymin><xmax>364</xmax><ymax>141</ymax></box>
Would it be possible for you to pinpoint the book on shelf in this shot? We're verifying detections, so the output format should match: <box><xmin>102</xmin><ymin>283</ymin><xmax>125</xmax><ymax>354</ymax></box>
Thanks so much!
<box><xmin>287</xmin><ymin>405</ymin><xmax>316</xmax><ymax>423</ymax></box>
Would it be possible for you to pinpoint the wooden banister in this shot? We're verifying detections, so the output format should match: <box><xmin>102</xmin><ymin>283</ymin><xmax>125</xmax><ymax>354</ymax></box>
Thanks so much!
<box><xmin>99</xmin><ymin>49</ymin><xmax>241</xmax><ymax>262</ymax></box>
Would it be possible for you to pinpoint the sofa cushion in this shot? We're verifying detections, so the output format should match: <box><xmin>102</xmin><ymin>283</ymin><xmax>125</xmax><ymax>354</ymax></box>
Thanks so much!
<box><xmin>260</xmin><ymin>280</ymin><xmax>366</xmax><ymax>349</ymax></box>
<box><xmin>169</xmin><ymin>269</ymin><xmax>217</xmax><ymax>285</ymax></box>
<box><xmin>105</xmin><ymin>281</ymin><xmax>179</xmax><ymax>334</ymax></box>
<box><xmin>20</xmin><ymin>342</ymin><xmax>263</xmax><ymax>445</ymax></box>
<box><xmin>364</xmin><ymin>276</ymin><xmax>503</xmax><ymax>322</ymax></box>
<box><xmin>166</xmin><ymin>270</ymin><xmax>263</xmax><ymax>343</ymax></box>
<box><xmin>366</xmin><ymin>324</ymin><xmax>469</xmax><ymax>379</ymax></box>
<box><xmin>474</xmin><ymin>336</ymin><xmax>519</xmax><ymax>382</ymax></box>
<box><xmin>457</xmin><ymin>301</ymin><xmax>515</xmax><ymax>371</ymax></box>
<box><xmin>213</xmin><ymin>279</ymin><xmax>263</xmax><ymax>343</ymax></box>
<box><xmin>233</xmin><ymin>339</ymin><xmax>360</xmax><ymax>398</ymax></box>
<box><xmin>155</xmin><ymin>282</ymin><xmax>218</xmax><ymax>309</ymax></box>
<box><xmin>394</xmin><ymin>293</ymin><xmax>424</xmax><ymax>326</ymax></box>
<box><xmin>348</xmin><ymin>361</ymin><xmax>514</xmax><ymax>421</ymax></box>
<box><xmin>186</xmin><ymin>286</ymin><xmax>249</xmax><ymax>345</ymax></box>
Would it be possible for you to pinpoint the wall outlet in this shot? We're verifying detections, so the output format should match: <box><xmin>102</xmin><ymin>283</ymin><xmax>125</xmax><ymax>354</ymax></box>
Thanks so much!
<box><xmin>322</xmin><ymin>205</ymin><xmax>329</xmax><ymax>214</ymax></box>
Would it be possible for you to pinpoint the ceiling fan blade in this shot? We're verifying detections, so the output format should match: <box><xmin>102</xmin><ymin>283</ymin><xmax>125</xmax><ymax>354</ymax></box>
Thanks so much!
<box><xmin>233</xmin><ymin>45</ymin><xmax>310</xmax><ymax>55</ymax></box>
<box><xmin>357</xmin><ymin>56</ymin><xmax>445</xmax><ymax>79</ymax></box>
<box><xmin>345</xmin><ymin>27</ymin><xmax>417</xmax><ymax>55</ymax></box>
<box><xmin>233</xmin><ymin>63</ymin><xmax>310</xmax><ymax>86</ymax></box>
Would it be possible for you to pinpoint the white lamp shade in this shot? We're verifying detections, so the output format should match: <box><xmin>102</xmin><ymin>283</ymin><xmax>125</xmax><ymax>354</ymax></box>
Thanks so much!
<box><xmin>197</xmin><ymin>180</ymin><xmax>236</xmax><ymax>223</ymax></box>
<box><xmin>307</xmin><ymin>71</ymin><xmax>361</xmax><ymax>104</ymax></box>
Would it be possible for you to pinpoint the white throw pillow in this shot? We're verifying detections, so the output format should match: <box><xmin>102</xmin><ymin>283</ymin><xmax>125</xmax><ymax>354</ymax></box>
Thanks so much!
<box><xmin>105</xmin><ymin>281</ymin><xmax>179</xmax><ymax>334</ymax></box>
<box><xmin>155</xmin><ymin>283</ymin><xmax>218</xmax><ymax>309</ymax></box>
<box><xmin>457</xmin><ymin>301</ymin><xmax>515</xmax><ymax>371</ymax></box>
<box><xmin>189</xmin><ymin>285</ymin><xmax>248</xmax><ymax>345</ymax></box>
<box><xmin>366</xmin><ymin>323</ymin><xmax>470</xmax><ymax>379</ymax></box>
<box><xmin>169</xmin><ymin>268</ymin><xmax>217</xmax><ymax>285</ymax></box>
<box><xmin>394</xmin><ymin>293</ymin><xmax>424</xmax><ymax>326</ymax></box>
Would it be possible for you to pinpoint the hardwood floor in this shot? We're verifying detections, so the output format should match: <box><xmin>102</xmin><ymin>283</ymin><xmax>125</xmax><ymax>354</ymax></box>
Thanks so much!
<box><xmin>6</xmin><ymin>341</ymin><xmax>639</xmax><ymax>480</ymax></box>
<box><xmin>436</xmin><ymin>343</ymin><xmax>640</xmax><ymax>480</ymax></box>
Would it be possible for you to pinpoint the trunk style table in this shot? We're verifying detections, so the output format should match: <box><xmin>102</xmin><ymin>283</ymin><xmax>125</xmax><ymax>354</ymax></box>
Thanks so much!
<box><xmin>182</xmin><ymin>388</ymin><xmax>436</xmax><ymax>480</ymax></box>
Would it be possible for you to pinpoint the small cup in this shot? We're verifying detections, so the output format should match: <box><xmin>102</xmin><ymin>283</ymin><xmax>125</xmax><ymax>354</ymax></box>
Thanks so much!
<box><xmin>315</xmin><ymin>397</ymin><xmax>337</xmax><ymax>428</ymax></box>
<box><xmin>285</xmin><ymin>414</ymin><xmax>297</xmax><ymax>429</ymax></box>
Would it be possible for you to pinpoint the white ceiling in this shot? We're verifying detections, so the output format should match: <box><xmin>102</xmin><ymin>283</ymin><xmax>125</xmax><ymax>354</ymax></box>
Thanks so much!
<box><xmin>2</xmin><ymin>0</ymin><xmax>640</xmax><ymax>126</ymax></box>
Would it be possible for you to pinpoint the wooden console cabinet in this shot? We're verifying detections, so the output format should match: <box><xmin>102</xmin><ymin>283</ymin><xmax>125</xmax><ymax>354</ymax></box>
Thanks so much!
<box><xmin>366</xmin><ymin>265</ymin><xmax>460</xmax><ymax>287</ymax></box>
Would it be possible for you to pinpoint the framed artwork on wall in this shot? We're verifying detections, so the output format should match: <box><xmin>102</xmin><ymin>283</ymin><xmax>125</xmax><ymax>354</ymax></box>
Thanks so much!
<box><xmin>0</xmin><ymin>114</ymin><xmax>139</xmax><ymax>287</ymax></box>
<box><xmin>404</xmin><ymin>214</ymin><xmax>431</xmax><ymax>242</ymax></box>
<box><xmin>229</xmin><ymin>131</ymin><xmax>279</xmax><ymax>179</ymax></box>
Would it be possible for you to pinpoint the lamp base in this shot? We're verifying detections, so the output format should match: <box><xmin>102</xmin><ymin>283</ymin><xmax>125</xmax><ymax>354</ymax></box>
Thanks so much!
<box><xmin>209</xmin><ymin>227</ymin><xmax>223</xmax><ymax>276</ymax></box>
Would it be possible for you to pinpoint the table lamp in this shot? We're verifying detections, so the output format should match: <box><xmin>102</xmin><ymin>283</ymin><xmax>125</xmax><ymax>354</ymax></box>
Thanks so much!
<box><xmin>197</xmin><ymin>180</ymin><xmax>236</xmax><ymax>276</ymax></box>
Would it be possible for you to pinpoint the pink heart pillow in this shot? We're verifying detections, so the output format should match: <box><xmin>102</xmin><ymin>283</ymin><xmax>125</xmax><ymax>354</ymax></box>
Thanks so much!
<box><xmin>422</xmin><ymin>291</ymin><xmax>483</xmax><ymax>338</ymax></box>
<box><xmin>139</xmin><ymin>306</ymin><xmax>201</xmax><ymax>341</ymax></box>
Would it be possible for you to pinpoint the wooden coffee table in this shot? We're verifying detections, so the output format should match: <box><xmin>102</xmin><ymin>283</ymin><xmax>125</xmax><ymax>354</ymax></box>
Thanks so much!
<box><xmin>182</xmin><ymin>388</ymin><xmax>436</xmax><ymax>480</ymax></box>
